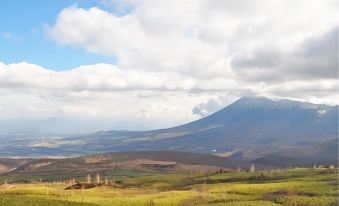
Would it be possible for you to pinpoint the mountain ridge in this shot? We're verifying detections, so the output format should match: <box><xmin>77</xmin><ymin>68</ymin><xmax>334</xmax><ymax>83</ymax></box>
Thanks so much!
<box><xmin>0</xmin><ymin>96</ymin><xmax>337</xmax><ymax>161</ymax></box>
<box><xmin>71</xmin><ymin>96</ymin><xmax>338</xmax><ymax>160</ymax></box>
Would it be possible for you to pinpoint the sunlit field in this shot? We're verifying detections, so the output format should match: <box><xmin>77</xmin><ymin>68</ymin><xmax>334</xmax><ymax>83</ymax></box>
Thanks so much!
<box><xmin>0</xmin><ymin>168</ymin><xmax>338</xmax><ymax>206</ymax></box>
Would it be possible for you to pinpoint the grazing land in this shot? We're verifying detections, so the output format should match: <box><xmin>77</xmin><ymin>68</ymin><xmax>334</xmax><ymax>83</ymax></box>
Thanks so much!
<box><xmin>0</xmin><ymin>168</ymin><xmax>337</xmax><ymax>206</ymax></box>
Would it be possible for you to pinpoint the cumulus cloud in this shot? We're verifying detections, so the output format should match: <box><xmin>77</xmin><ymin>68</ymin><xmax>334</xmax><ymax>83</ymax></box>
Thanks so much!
<box><xmin>0</xmin><ymin>60</ymin><xmax>339</xmax><ymax>131</ymax></box>
<box><xmin>231</xmin><ymin>27</ymin><xmax>338</xmax><ymax>81</ymax></box>
<box><xmin>46</xmin><ymin>0</ymin><xmax>338</xmax><ymax>79</ymax></box>
<box><xmin>0</xmin><ymin>62</ymin><xmax>242</xmax><ymax>92</ymax></box>
<box><xmin>192</xmin><ymin>95</ymin><xmax>237</xmax><ymax>117</ymax></box>
<box><xmin>1</xmin><ymin>0</ymin><xmax>338</xmax><ymax>131</ymax></box>
<box><xmin>0</xmin><ymin>62</ymin><xmax>237</xmax><ymax>131</ymax></box>
<box><xmin>0</xmin><ymin>61</ymin><xmax>338</xmax><ymax>126</ymax></box>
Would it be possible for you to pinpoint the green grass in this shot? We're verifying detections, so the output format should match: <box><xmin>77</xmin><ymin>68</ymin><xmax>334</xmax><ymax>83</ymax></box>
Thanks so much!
<box><xmin>0</xmin><ymin>169</ymin><xmax>153</xmax><ymax>183</ymax></box>
<box><xmin>0</xmin><ymin>169</ymin><xmax>338</xmax><ymax>205</ymax></box>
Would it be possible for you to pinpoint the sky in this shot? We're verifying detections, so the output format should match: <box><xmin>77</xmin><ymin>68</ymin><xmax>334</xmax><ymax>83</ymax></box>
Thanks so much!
<box><xmin>0</xmin><ymin>0</ymin><xmax>338</xmax><ymax>133</ymax></box>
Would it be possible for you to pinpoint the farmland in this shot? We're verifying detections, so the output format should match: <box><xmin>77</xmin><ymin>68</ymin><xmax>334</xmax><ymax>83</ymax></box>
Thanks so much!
<box><xmin>0</xmin><ymin>168</ymin><xmax>337</xmax><ymax>206</ymax></box>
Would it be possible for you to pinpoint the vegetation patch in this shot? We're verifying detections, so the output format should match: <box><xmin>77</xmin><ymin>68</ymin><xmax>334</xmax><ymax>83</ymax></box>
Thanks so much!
<box><xmin>0</xmin><ymin>169</ymin><xmax>337</xmax><ymax>206</ymax></box>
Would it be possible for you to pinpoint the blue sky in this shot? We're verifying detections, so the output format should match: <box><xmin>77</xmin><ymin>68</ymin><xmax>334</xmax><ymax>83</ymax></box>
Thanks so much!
<box><xmin>0</xmin><ymin>0</ymin><xmax>117</xmax><ymax>71</ymax></box>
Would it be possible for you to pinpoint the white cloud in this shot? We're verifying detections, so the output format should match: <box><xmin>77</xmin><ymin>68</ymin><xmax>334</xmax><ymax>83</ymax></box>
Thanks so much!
<box><xmin>46</xmin><ymin>0</ymin><xmax>338</xmax><ymax>78</ymax></box>
<box><xmin>192</xmin><ymin>94</ymin><xmax>237</xmax><ymax>117</ymax></box>
<box><xmin>0</xmin><ymin>62</ymin><xmax>194</xmax><ymax>91</ymax></box>
<box><xmin>0</xmin><ymin>62</ymin><xmax>224</xmax><ymax>131</ymax></box>
<box><xmin>0</xmin><ymin>62</ymin><xmax>337</xmax><ymax>123</ymax></box>
<box><xmin>1</xmin><ymin>0</ymin><xmax>338</xmax><ymax>132</ymax></box>
<box><xmin>231</xmin><ymin>27</ymin><xmax>338</xmax><ymax>81</ymax></box>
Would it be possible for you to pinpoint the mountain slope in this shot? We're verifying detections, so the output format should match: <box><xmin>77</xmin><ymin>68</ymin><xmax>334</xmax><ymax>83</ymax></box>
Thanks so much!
<box><xmin>89</xmin><ymin>96</ymin><xmax>337</xmax><ymax>154</ymax></box>
<box><xmin>1</xmin><ymin>96</ymin><xmax>337</xmax><ymax>159</ymax></box>
<box><xmin>276</xmin><ymin>138</ymin><xmax>338</xmax><ymax>158</ymax></box>
<box><xmin>252</xmin><ymin>138</ymin><xmax>339</xmax><ymax>167</ymax></box>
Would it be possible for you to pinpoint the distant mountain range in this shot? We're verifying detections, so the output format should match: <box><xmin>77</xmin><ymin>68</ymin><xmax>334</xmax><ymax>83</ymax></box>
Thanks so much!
<box><xmin>0</xmin><ymin>96</ymin><xmax>337</xmax><ymax>165</ymax></box>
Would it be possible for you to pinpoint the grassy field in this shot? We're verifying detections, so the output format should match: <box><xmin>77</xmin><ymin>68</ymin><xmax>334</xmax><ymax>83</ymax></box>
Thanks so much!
<box><xmin>0</xmin><ymin>168</ymin><xmax>338</xmax><ymax>206</ymax></box>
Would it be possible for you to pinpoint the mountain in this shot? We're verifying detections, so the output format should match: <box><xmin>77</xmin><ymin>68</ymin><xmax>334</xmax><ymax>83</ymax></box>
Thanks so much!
<box><xmin>84</xmin><ymin>96</ymin><xmax>337</xmax><ymax>155</ymax></box>
<box><xmin>277</xmin><ymin>138</ymin><xmax>338</xmax><ymax>158</ymax></box>
<box><xmin>159</xmin><ymin>96</ymin><xmax>338</xmax><ymax>150</ymax></box>
<box><xmin>0</xmin><ymin>96</ymin><xmax>337</xmax><ymax>161</ymax></box>
<box><xmin>252</xmin><ymin>138</ymin><xmax>339</xmax><ymax>167</ymax></box>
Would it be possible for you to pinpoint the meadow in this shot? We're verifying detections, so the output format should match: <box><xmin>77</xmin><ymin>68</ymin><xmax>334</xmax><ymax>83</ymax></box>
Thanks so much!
<box><xmin>0</xmin><ymin>168</ymin><xmax>338</xmax><ymax>206</ymax></box>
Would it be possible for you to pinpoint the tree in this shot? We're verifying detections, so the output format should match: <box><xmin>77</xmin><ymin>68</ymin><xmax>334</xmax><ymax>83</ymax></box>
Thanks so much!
<box><xmin>87</xmin><ymin>174</ymin><xmax>92</xmax><ymax>184</ymax></box>
<box><xmin>250</xmin><ymin>164</ymin><xmax>255</xmax><ymax>172</ymax></box>
<box><xmin>96</xmin><ymin>174</ymin><xmax>101</xmax><ymax>184</ymax></box>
